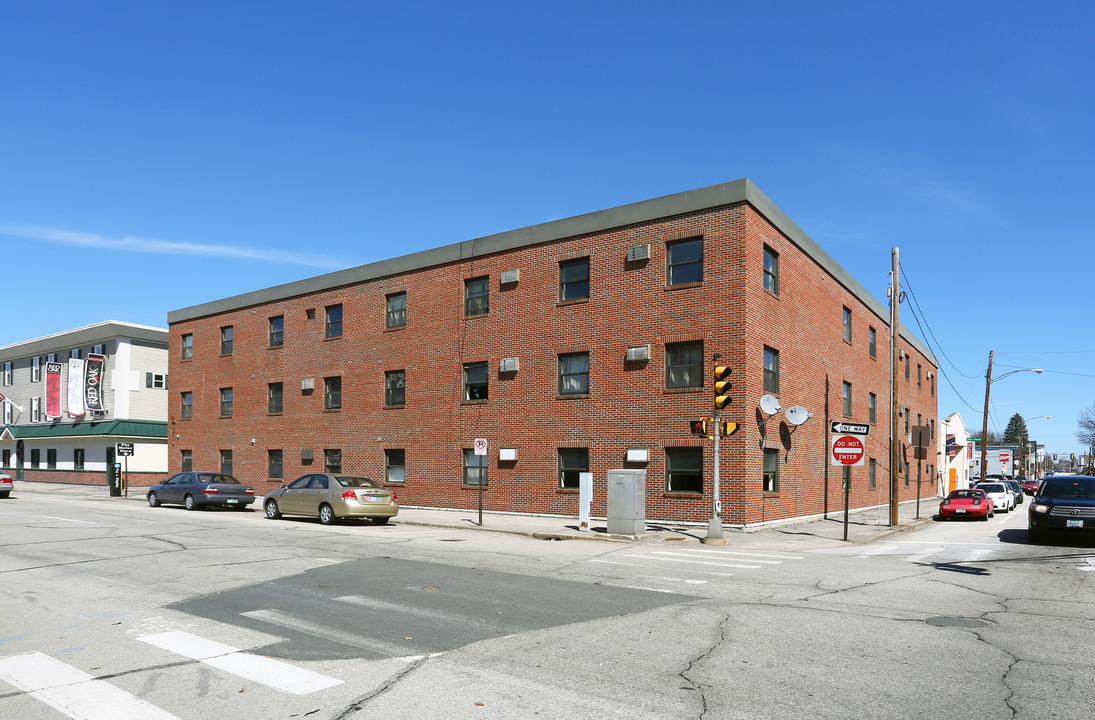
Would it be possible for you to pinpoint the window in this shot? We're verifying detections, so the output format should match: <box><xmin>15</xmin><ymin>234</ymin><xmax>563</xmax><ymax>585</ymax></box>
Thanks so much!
<box><xmin>869</xmin><ymin>458</ymin><xmax>877</xmax><ymax>489</ymax></box>
<box><xmin>558</xmin><ymin>352</ymin><xmax>590</xmax><ymax>396</ymax></box>
<box><xmin>763</xmin><ymin>245</ymin><xmax>779</xmax><ymax>294</ymax></box>
<box><xmin>559</xmin><ymin>257</ymin><xmax>590</xmax><ymax>301</ymax></box>
<box><xmin>181</xmin><ymin>449</ymin><xmax>193</xmax><ymax>472</ymax></box>
<box><xmin>558</xmin><ymin>448</ymin><xmax>589</xmax><ymax>489</ymax></box>
<box><xmin>930</xmin><ymin>374</ymin><xmax>936</xmax><ymax>396</ymax></box>
<box><xmin>324</xmin><ymin>449</ymin><xmax>342</xmax><ymax>473</ymax></box>
<box><xmin>324</xmin><ymin>376</ymin><xmax>342</xmax><ymax>410</ymax></box>
<box><xmin>32</xmin><ymin>356</ymin><xmax>41</xmax><ymax>382</ymax></box>
<box><xmin>869</xmin><ymin>327</ymin><xmax>877</xmax><ymax>359</ymax></box>
<box><xmin>268</xmin><ymin>449</ymin><xmax>283</xmax><ymax>479</ymax></box>
<box><xmin>463</xmin><ymin>362</ymin><xmax>488</xmax><ymax>400</ymax></box>
<box><xmin>47</xmin><ymin>449</ymin><xmax>57</xmax><ymax>469</ymax></box>
<box><xmin>842</xmin><ymin>381</ymin><xmax>852</xmax><ymax>415</ymax></box>
<box><xmin>325</xmin><ymin>304</ymin><xmax>343</xmax><ymax>339</ymax></box>
<box><xmin>385</xmin><ymin>449</ymin><xmax>406</xmax><ymax>484</ymax></box>
<box><xmin>666</xmin><ymin>447</ymin><xmax>702</xmax><ymax>493</ymax></box>
<box><xmin>764</xmin><ymin>346</ymin><xmax>780</xmax><ymax>393</ymax></box>
<box><xmin>763</xmin><ymin>448</ymin><xmax>780</xmax><ymax>492</ymax></box>
<box><xmin>386</xmin><ymin>292</ymin><xmax>406</xmax><ymax>328</ymax></box>
<box><xmin>180</xmin><ymin>392</ymin><xmax>193</xmax><ymax>419</ymax></box>
<box><xmin>219</xmin><ymin>387</ymin><xmax>233</xmax><ymax>417</ymax></box>
<box><xmin>4</xmin><ymin>361</ymin><xmax>12</xmax><ymax>385</ymax></box>
<box><xmin>904</xmin><ymin>407</ymin><xmax>909</xmax><ymax>434</ymax></box>
<box><xmin>74</xmin><ymin>448</ymin><xmax>85</xmax><ymax>471</ymax></box>
<box><xmin>667</xmin><ymin>237</ymin><xmax>703</xmax><ymax>285</ymax></box>
<box><xmin>917</xmin><ymin>364</ymin><xmax>922</xmax><ymax>388</ymax></box>
<box><xmin>30</xmin><ymin>449</ymin><xmax>40</xmax><ymax>469</ymax></box>
<box><xmin>2</xmin><ymin>401</ymin><xmax>9</xmax><ymax>424</ymax></box>
<box><xmin>666</xmin><ymin>341</ymin><xmax>703</xmax><ymax>389</ymax></box>
<box><xmin>93</xmin><ymin>344</ymin><xmax>104</xmax><ymax>355</ymax></box>
<box><xmin>904</xmin><ymin>355</ymin><xmax>910</xmax><ymax>380</ymax></box>
<box><xmin>385</xmin><ymin>370</ymin><xmax>405</xmax><ymax>406</ymax></box>
<box><xmin>842</xmin><ymin>307</ymin><xmax>852</xmax><ymax>343</ymax></box>
<box><xmin>181</xmin><ymin>334</ymin><xmax>193</xmax><ymax>361</ymax></box>
<box><xmin>31</xmin><ymin>396</ymin><xmax>41</xmax><ymax>423</ymax></box>
<box><xmin>219</xmin><ymin>449</ymin><xmax>233</xmax><ymax>475</ymax></box>
<box><xmin>869</xmin><ymin>392</ymin><xmax>877</xmax><ymax>424</ymax></box>
<box><xmin>463</xmin><ymin>448</ymin><xmax>487</xmax><ymax>486</ymax></box>
<box><xmin>269</xmin><ymin>316</ymin><xmax>284</xmax><ymax>347</ymax></box>
<box><xmin>220</xmin><ymin>326</ymin><xmax>233</xmax><ymax>355</ymax></box>
<box><xmin>263</xmin><ymin>382</ymin><xmax>281</xmax><ymax>413</ymax></box>
<box><xmin>146</xmin><ymin>373</ymin><xmax>168</xmax><ymax>389</ymax></box>
<box><xmin>70</xmin><ymin>348</ymin><xmax>81</xmax><ymax>359</ymax></box>
<box><xmin>465</xmin><ymin>277</ymin><xmax>489</xmax><ymax>317</ymax></box>
<box><xmin>46</xmin><ymin>353</ymin><xmax>56</xmax><ymax>362</ymax></box>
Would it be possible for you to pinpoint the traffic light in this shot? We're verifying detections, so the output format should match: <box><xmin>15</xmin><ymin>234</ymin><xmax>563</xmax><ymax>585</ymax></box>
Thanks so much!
<box><xmin>690</xmin><ymin>419</ymin><xmax>709</xmax><ymax>437</ymax></box>
<box><xmin>714</xmin><ymin>365</ymin><xmax>733</xmax><ymax>410</ymax></box>
<box><xmin>721</xmin><ymin>421</ymin><xmax>739</xmax><ymax>437</ymax></box>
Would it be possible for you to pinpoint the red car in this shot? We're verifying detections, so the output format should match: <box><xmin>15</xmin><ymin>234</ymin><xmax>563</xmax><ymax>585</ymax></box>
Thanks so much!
<box><xmin>939</xmin><ymin>488</ymin><xmax>994</xmax><ymax>520</ymax></box>
<box><xmin>1021</xmin><ymin>479</ymin><xmax>1040</xmax><ymax>495</ymax></box>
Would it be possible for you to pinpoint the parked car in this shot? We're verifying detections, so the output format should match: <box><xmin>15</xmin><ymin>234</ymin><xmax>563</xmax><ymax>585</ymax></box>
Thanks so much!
<box><xmin>1004</xmin><ymin>480</ymin><xmax>1024</xmax><ymax>505</ymax></box>
<box><xmin>1021</xmin><ymin>478</ymin><xmax>1041</xmax><ymax>495</ymax></box>
<box><xmin>146</xmin><ymin>472</ymin><xmax>256</xmax><ymax>510</ymax></box>
<box><xmin>0</xmin><ymin>471</ymin><xmax>12</xmax><ymax>499</ymax></box>
<box><xmin>938</xmin><ymin>488</ymin><xmax>993</xmax><ymax>521</ymax></box>
<box><xmin>264</xmin><ymin>473</ymin><xmax>398</xmax><ymax>525</ymax></box>
<box><xmin>977</xmin><ymin>482</ymin><xmax>1015</xmax><ymax>513</ymax></box>
<box><xmin>1028</xmin><ymin>474</ymin><xmax>1095</xmax><ymax>542</ymax></box>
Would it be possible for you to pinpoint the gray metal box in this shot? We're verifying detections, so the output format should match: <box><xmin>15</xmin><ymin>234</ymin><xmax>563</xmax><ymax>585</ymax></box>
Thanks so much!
<box><xmin>606</xmin><ymin>469</ymin><xmax>646</xmax><ymax>535</ymax></box>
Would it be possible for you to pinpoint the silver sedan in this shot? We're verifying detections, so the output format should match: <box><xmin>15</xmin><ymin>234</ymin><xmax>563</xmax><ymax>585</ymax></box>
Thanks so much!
<box><xmin>263</xmin><ymin>473</ymin><xmax>398</xmax><ymax>525</ymax></box>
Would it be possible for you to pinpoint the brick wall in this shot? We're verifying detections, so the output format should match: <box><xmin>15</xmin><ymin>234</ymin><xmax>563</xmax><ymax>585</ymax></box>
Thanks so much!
<box><xmin>169</xmin><ymin>201</ymin><xmax>938</xmax><ymax>526</ymax></box>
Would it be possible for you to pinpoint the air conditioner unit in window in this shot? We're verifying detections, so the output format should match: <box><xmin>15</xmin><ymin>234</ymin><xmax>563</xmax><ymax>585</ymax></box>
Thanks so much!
<box><xmin>626</xmin><ymin>345</ymin><xmax>651</xmax><ymax>362</ymax></box>
<box><xmin>500</xmin><ymin>269</ymin><xmax>520</xmax><ymax>284</ymax></box>
<box><xmin>301</xmin><ymin>378</ymin><xmax>314</xmax><ymax>390</ymax></box>
<box><xmin>301</xmin><ymin>449</ymin><xmax>314</xmax><ymax>461</ymax></box>
<box><xmin>627</xmin><ymin>244</ymin><xmax>650</xmax><ymax>262</ymax></box>
<box><xmin>500</xmin><ymin>357</ymin><xmax>520</xmax><ymax>373</ymax></box>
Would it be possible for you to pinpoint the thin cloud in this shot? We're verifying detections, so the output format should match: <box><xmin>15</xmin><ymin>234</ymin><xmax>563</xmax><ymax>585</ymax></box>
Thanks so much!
<box><xmin>0</xmin><ymin>225</ymin><xmax>346</xmax><ymax>269</ymax></box>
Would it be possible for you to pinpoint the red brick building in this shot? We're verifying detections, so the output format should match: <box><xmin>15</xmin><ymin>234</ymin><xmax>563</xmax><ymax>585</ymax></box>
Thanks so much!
<box><xmin>167</xmin><ymin>179</ymin><xmax>938</xmax><ymax>527</ymax></box>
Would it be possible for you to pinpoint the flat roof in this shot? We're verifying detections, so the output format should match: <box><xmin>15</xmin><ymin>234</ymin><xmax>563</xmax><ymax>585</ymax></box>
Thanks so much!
<box><xmin>0</xmin><ymin>321</ymin><xmax>168</xmax><ymax>360</ymax></box>
<box><xmin>167</xmin><ymin>178</ymin><xmax>936</xmax><ymax>364</ymax></box>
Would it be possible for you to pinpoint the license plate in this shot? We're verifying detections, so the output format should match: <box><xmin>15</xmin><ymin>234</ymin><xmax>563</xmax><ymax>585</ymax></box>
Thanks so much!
<box><xmin>956</xmin><ymin>509</ymin><xmax>966</xmax><ymax>514</ymax></box>
<box><xmin>227</xmin><ymin>498</ymin><xmax>238</xmax><ymax>504</ymax></box>
<box><xmin>1067</xmin><ymin>519</ymin><xmax>1084</xmax><ymax>528</ymax></box>
<box><xmin>361</xmin><ymin>495</ymin><xmax>383</xmax><ymax>502</ymax></box>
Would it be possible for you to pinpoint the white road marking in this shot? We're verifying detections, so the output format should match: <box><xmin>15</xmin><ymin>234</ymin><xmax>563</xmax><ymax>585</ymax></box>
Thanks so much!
<box><xmin>0</xmin><ymin>651</ymin><xmax>181</xmax><ymax>720</ymax></box>
<box><xmin>590</xmin><ymin>558</ymin><xmax>735</xmax><ymax>577</ymax></box>
<box><xmin>623</xmin><ymin>554</ymin><xmax>763</xmax><ymax>569</ymax></box>
<box><xmin>241</xmin><ymin>608</ymin><xmax>419</xmax><ymax>659</ymax></box>
<box><xmin>677</xmin><ymin>548</ymin><xmax>805</xmax><ymax>560</ymax></box>
<box><xmin>42</xmin><ymin>516</ymin><xmax>96</xmax><ymax>524</ymax></box>
<box><xmin>138</xmin><ymin>630</ymin><xmax>343</xmax><ymax>695</ymax></box>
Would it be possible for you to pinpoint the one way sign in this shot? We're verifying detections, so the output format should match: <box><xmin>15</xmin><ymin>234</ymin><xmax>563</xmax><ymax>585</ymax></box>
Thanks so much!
<box><xmin>830</xmin><ymin>421</ymin><xmax>870</xmax><ymax>436</ymax></box>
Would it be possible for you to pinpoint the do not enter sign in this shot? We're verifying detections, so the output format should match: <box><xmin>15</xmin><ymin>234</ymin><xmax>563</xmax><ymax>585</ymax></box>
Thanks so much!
<box><xmin>831</xmin><ymin>434</ymin><xmax>865</xmax><ymax>466</ymax></box>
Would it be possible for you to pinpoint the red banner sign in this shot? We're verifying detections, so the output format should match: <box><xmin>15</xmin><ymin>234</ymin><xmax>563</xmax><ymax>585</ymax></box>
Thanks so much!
<box><xmin>45</xmin><ymin>362</ymin><xmax>63</xmax><ymax>419</ymax></box>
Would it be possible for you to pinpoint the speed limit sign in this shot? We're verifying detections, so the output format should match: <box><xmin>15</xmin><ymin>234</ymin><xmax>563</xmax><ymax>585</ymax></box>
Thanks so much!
<box><xmin>473</xmin><ymin>438</ymin><xmax>488</xmax><ymax>456</ymax></box>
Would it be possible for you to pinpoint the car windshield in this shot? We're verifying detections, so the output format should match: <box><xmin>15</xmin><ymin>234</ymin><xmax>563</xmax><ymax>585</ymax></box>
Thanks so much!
<box><xmin>980</xmin><ymin>484</ymin><xmax>1005</xmax><ymax>492</ymax></box>
<box><xmin>1040</xmin><ymin>477</ymin><xmax>1095</xmax><ymax>499</ymax></box>
<box><xmin>948</xmin><ymin>490</ymin><xmax>980</xmax><ymax>500</ymax></box>
<box><xmin>336</xmin><ymin>476</ymin><xmax>383</xmax><ymax>489</ymax></box>
<box><xmin>196</xmin><ymin>474</ymin><xmax>240</xmax><ymax>484</ymax></box>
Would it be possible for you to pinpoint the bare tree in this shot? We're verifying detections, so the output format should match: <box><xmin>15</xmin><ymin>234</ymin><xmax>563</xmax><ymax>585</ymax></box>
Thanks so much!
<box><xmin>1076</xmin><ymin>401</ymin><xmax>1095</xmax><ymax>446</ymax></box>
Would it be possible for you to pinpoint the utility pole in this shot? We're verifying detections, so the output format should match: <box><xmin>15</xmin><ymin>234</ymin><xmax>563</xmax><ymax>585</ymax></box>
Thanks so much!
<box><xmin>980</xmin><ymin>350</ymin><xmax>993</xmax><ymax>484</ymax></box>
<box><xmin>889</xmin><ymin>248</ymin><xmax>900</xmax><ymax>527</ymax></box>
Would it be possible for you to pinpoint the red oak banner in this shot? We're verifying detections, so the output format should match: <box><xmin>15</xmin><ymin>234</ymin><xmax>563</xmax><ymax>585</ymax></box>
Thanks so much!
<box><xmin>84</xmin><ymin>353</ymin><xmax>106</xmax><ymax>413</ymax></box>
<box><xmin>45</xmin><ymin>362</ymin><xmax>63</xmax><ymax>419</ymax></box>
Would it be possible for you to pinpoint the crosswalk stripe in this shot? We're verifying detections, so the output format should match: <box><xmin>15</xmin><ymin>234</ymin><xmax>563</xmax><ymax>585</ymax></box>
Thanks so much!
<box><xmin>0</xmin><ymin>651</ymin><xmax>182</xmax><ymax>720</ymax></box>
<box><xmin>241</xmin><ymin>608</ymin><xmax>418</xmax><ymax>659</ymax></box>
<box><xmin>623</xmin><ymin>554</ymin><xmax>763</xmax><ymax>569</ymax></box>
<box><xmin>138</xmin><ymin>630</ymin><xmax>343</xmax><ymax>695</ymax></box>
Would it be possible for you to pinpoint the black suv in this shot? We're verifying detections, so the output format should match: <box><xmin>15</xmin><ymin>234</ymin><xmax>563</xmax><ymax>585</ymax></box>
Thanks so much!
<box><xmin>1028</xmin><ymin>474</ymin><xmax>1095</xmax><ymax>543</ymax></box>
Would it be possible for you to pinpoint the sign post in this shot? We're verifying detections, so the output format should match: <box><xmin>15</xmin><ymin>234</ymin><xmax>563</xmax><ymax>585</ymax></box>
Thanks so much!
<box><xmin>116</xmin><ymin>442</ymin><xmax>135</xmax><ymax>497</ymax></box>
<box><xmin>831</xmin><ymin>432</ymin><xmax>866</xmax><ymax>541</ymax></box>
<box><xmin>473</xmin><ymin>438</ymin><xmax>487</xmax><ymax>526</ymax></box>
<box><xmin>911</xmin><ymin>425</ymin><xmax>931</xmax><ymax>518</ymax></box>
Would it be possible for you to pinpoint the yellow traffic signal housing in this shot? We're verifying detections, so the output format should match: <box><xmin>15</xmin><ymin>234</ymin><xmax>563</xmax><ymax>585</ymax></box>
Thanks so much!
<box><xmin>721</xmin><ymin>421</ymin><xmax>739</xmax><ymax>437</ymax></box>
<box><xmin>690</xmin><ymin>419</ymin><xmax>710</xmax><ymax>437</ymax></box>
<box><xmin>713</xmin><ymin>365</ymin><xmax>733</xmax><ymax>409</ymax></box>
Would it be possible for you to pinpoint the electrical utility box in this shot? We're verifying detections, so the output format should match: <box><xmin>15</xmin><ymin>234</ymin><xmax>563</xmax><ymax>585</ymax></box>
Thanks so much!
<box><xmin>606</xmin><ymin>469</ymin><xmax>647</xmax><ymax>535</ymax></box>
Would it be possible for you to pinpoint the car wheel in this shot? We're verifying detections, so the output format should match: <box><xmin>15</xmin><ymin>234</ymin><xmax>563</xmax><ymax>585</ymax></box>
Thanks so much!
<box><xmin>371</xmin><ymin>516</ymin><xmax>390</xmax><ymax>525</ymax></box>
<box><xmin>318</xmin><ymin>503</ymin><xmax>336</xmax><ymax>525</ymax></box>
<box><xmin>148</xmin><ymin>492</ymin><xmax>160</xmax><ymax>508</ymax></box>
<box><xmin>0</xmin><ymin>491</ymin><xmax>9</xmax><ymax>499</ymax></box>
<box><xmin>265</xmin><ymin>499</ymin><xmax>282</xmax><ymax>519</ymax></box>
<box><xmin>184</xmin><ymin>494</ymin><xmax>197</xmax><ymax>511</ymax></box>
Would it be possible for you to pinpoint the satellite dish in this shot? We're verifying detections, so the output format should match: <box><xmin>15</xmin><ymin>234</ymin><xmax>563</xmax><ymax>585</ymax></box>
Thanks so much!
<box><xmin>785</xmin><ymin>406</ymin><xmax>812</xmax><ymax>426</ymax></box>
<box><xmin>759</xmin><ymin>394</ymin><xmax>782</xmax><ymax>415</ymax></box>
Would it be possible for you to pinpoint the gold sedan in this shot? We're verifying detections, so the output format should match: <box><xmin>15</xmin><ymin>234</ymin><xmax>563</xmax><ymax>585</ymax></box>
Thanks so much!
<box><xmin>263</xmin><ymin>474</ymin><xmax>398</xmax><ymax>525</ymax></box>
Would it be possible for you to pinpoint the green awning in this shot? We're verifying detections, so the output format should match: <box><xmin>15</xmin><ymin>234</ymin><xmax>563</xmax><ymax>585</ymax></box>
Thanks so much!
<box><xmin>1</xmin><ymin>419</ymin><xmax>167</xmax><ymax>440</ymax></box>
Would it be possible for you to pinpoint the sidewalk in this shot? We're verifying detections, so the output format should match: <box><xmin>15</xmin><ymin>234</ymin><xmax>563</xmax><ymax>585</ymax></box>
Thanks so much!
<box><xmin>12</xmin><ymin>480</ymin><xmax>939</xmax><ymax>549</ymax></box>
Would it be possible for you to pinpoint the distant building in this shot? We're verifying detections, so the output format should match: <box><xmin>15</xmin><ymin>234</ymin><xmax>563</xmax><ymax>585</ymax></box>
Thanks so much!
<box><xmin>167</xmin><ymin>179</ymin><xmax>939</xmax><ymax>527</ymax></box>
<box><xmin>938</xmin><ymin>412</ymin><xmax>971</xmax><ymax>493</ymax></box>
<box><xmin>1</xmin><ymin>321</ymin><xmax>169</xmax><ymax>488</ymax></box>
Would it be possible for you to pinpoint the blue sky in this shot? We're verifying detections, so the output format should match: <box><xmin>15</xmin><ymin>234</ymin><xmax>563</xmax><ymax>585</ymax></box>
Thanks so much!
<box><xmin>3</xmin><ymin>1</ymin><xmax>1093</xmax><ymax>457</ymax></box>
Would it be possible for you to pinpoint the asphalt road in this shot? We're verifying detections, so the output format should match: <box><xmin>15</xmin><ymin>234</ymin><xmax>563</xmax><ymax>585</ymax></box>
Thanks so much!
<box><xmin>1</xmin><ymin>490</ymin><xmax>1093</xmax><ymax>719</ymax></box>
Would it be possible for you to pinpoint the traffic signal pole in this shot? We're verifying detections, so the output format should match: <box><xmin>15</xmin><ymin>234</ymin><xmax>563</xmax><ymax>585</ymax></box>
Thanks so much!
<box><xmin>707</xmin><ymin>359</ymin><xmax>733</xmax><ymax>543</ymax></box>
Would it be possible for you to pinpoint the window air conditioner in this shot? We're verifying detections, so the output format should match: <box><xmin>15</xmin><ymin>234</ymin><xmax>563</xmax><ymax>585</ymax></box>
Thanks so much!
<box><xmin>626</xmin><ymin>345</ymin><xmax>651</xmax><ymax>362</ymax></box>
<box><xmin>627</xmin><ymin>244</ymin><xmax>650</xmax><ymax>262</ymax></box>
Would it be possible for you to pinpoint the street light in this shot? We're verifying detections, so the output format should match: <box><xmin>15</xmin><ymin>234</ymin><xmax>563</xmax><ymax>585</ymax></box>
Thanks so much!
<box><xmin>979</xmin><ymin>350</ymin><xmax>1042</xmax><ymax>480</ymax></box>
<box><xmin>1021</xmin><ymin>415</ymin><xmax>1049</xmax><ymax>477</ymax></box>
